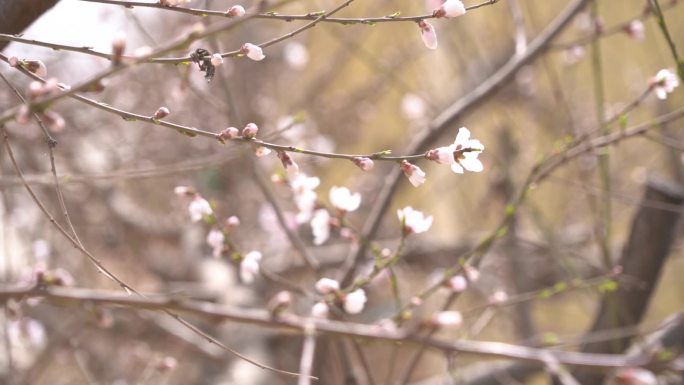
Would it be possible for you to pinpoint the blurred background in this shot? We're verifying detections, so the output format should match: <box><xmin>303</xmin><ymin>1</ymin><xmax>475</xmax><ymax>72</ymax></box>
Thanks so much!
<box><xmin>1</xmin><ymin>0</ymin><xmax>683</xmax><ymax>384</ymax></box>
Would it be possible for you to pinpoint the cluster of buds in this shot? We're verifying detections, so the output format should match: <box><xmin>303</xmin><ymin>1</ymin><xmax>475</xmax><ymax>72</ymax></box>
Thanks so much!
<box><xmin>15</xmin><ymin>77</ymin><xmax>68</xmax><ymax>132</ymax></box>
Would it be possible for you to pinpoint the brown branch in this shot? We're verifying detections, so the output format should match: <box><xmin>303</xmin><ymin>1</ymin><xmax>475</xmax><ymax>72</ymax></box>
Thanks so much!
<box><xmin>0</xmin><ymin>0</ymin><xmax>59</xmax><ymax>51</ymax></box>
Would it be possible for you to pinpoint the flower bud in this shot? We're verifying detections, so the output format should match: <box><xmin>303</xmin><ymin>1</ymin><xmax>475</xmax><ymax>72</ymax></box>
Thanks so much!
<box><xmin>315</xmin><ymin>278</ymin><xmax>340</xmax><ymax>294</ymax></box>
<box><xmin>277</xmin><ymin>151</ymin><xmax>299</xmax><ymax>178</ymax></box>
<box><xmin>156</xmin><ymin>356</ymin><xmax>178</xmax><ymax>372</ymax></box>
<box><xmin>241</xmin><ymin>43</ymin><xmax>265</xmax><ymax>61</ymax></box>
<box><xmin>418</xmin><ymin>21</ymin><xmax>438</xmax><ymax>50</ymax></box>
<box><xmin>112</xmin><ymin>31</ymin><xmax>126</xmax><ymax>65</ymax></box>
<box><xmin>210</xmin><ymin>53</ymin><xmax>224</xmax><ymax>66</ymax></box>
<box><xmin>431</xmin><ymin>310</ymin><xmax>463</xmax><ymax>328</ymax></box>
<box><xmin>242</xmin><ymin>122</ymin><xmax>259</xmax><ymax>139</ymax></box>
<box><xmin>226</xmin><ymin>5</ymin><xmax>246</xmax><ymax>17</ymax></box>
<box><xmin>352</xmin><ymin>157</ymin><xmax>374</xmax><ymax>171</ymax></box>
<box><xmin>311</xmin><ymin>302</ymin><xmax>329</xmax><ymax>318</ymax></box>
<box><xmin>218</xmin><ymin>126</ymin><xmax>239</xmax><ymax>142</ymax></box>
<box><xmin>8</xmin><ymin>56</ymin><xmax>19</xmax><ymax>67</ymax></box>
<box><xmin>24</xmin><ymin>60</ymin><xmax>47</xmax><ymax>77</ymax></box>
<box><xmin>225</xmin><ymin>215</ymin><xmax>240</xmax><ymax>230</ymax></box>
<box><xmin>268</xmin><ymin>291</ymin><xmax>293</xmax><ymax>316</ymax></box>
<box><xmin>153</xmin><ymin>106</ymin><xmax>170</xmax><ymax>120</ymax></box>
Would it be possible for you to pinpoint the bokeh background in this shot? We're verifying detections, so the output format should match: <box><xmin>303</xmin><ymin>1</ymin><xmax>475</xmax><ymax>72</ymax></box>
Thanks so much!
<box><xmin>1</xmin><ymin>0</ymin><xmax>683</xmax><ymax>384</ymax></box>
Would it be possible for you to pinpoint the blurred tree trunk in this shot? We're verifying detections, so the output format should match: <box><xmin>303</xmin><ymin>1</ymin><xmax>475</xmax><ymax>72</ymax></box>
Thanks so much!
<box><xmin>570</xmin><ymin>177</ymin><xmax>684</xmax><ymax>385</ymax></box>
<box><xmin>0</xmin><ymin>0</ymin><xmax>59</xmax><ymax>51</ymax></box>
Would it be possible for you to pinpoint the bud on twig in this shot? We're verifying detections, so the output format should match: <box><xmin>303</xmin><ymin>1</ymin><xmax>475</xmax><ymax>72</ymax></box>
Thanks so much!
<box><xmin>218</xmin><ymin>127</ymin><xmax>239</xmax><ymax>143</ymax></box>
<box><xmin>226</xmin><ymin>5</ymin><xmax>246</xmax><ymax>17</ymax></box>
<box><xmin>153</xmin><ymin>106</ymin><xmax>170</xmax><ymax>120</ymax></box>
<box><xmin>112</xmin><ymin>31</ymin><xmax>126</xmax><ymax>65</ymax></box>
<box><xmin>242</xmin><ymin>123</ymin><xmax>259</xmax><ymax>139</ymax></box>
<box><xmin>352</xmin><ymin>157</ymin><xmax>374</xmax><ymax>171</ymax></box>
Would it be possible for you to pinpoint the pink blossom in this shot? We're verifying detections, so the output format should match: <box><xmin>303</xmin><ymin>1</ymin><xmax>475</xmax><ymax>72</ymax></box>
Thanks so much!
<box><xmin>397</xmin><ymin>206</ymin><xmax>433</xmax><ymax>235</ymax></box>
<box><xmin>400</xmin><ymin>160</ymin><xmax>426</xmax><ymax>187</ymax></box>
<box><xmin>310</xmin><ymin>209</ymin><xmax>331</xmax><ymax>245</ymax></box>
<box><xmin>650</xmin><ymin>69</ymin><xmax>679</xmax><ymax>100</ymax></box>
<box><xmin>240</xmin><ymin>251</ymin><xmax>262</xmax><ymax>283</ymax></box>
<box><xmin>434</xmin><ymin>0</ymin><xmax>466</xmax><ymax>18</ymax></box>
<box><xmin>225</xmin><ymin>215</ymin><xmax>240</xmax><ymax>230</ymax></box>
<box><xmin>315</xmin><ymin>277</ymin><xmax>340</xmax><ymax>294</ymax></box>
<box><xmin>241</xmin><ymin>43</ymin><xmax>265</xmax><ymax>61</ymax></box>
<box><xmin>329</xmin><ymin>186</ymin><xmax>361</xmax><ymax>213</ymax></box>
<box><xmin>418</xmin><ymin>21</ymin><xmax>438</xmax><ymax>50</ymax></box>
<box><xmin>344</xmin><ymin>289</ymin><xmax>367</xmax><ymax>314</ymax></box>
<box><xmin>431</xmin><ymin>310</ymin><xmax>463</xmax><ymax>328</ymax></box>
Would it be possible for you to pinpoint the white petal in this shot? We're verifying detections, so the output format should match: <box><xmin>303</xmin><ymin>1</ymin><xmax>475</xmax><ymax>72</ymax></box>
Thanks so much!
<box><xmin>450</xmin><ymin>162</ymin><xmax>465</xmax><ymax>174</ymax></box>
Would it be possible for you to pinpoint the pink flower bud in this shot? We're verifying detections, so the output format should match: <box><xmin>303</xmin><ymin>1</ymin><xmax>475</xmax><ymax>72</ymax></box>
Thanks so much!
<box><xmin>352</xmin><ymin>157</ymin><xmax>374</xmax><ymax>171</ymax></box>
<box><xmin>226</xmin><ymin>5</ymin><xmax>246</xmax><ymax>17</ymax></box>
<box><xmin>268</xmin><ymin>291</ymin><xmax>293</xmax><ymax>315</ymax></box>
<box><xmin>42</xmin><ymin>110</ymin><xmax>66</xmax><ymax>132</ymax></box>
<box><xmin>277</xmin><ymin>151</ymin><xmax>299</xmax><ymax>178</ymax></box>
<box><xmin>447</xmin><ymin>275</ymin><xmax>467</xmax><ymax>292</ymax></box>
<box><xmin>153</xmin><ymin>106</ymin><xmax>170</xmax><ymax>119</ymax></box>
<box><xmin>225</xmin><ymin>215</ymin><xmax>240</xmax><ymax>230</ymax></box>
<box><xmin>8</xmin><ymin>56</ymin><xmax>18</xmax><ymax>67</ymax></box>
<box><xmin>418</xmin><ymin>21</ymin><xmax>438</xmax><ymax>50</ymax></box>
<box><xmin>210</xmin><ymin>53</ymin><xmax>224</xmax><ymax>66</ymax></box>
<box><xmin>218</xmin><ymin>126</ymin><xmax>239</xmax><ymax>142</ymax></box>
<box><xmin>24</xmin><ymin>60</ymin><xmax>47</xmax><ymax>77</ymax></box>
<box><xmin>400</xmin><ymin>160</ymin><xmax>426</xmax><ymax>187</ymax></box>
<box><xmin>112</xmin><ymin>31</ymin><xmax>126</xmax><ymax>65</ymax></box>
<box><xmin>16</xmin><ymin>105</ymin><xmax>31</xmax><ymax>124</ymax></box>
<box><xmin>241</xmin><ymin>43</ymin><xmax>265</xmax><ymax>61</ymax></box>
<box><xmin>242</xmin><ymin>122</ymin><xmax>259</xmax><ymax>138</ymax></box>
<box><xmin>624</xmin><ymin>20</ymin><xmax>645</xmax><ymax>41</ymax></box>
<box><xmin>315</xmin><ymin>278</ymin><xmax>340</xmax><ymax>294</ymax></box>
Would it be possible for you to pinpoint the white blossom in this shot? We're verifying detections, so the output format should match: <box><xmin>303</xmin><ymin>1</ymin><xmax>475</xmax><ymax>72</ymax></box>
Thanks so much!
<box><xmin>310</xmin><ymin>209</ymin><xmax>331</xmax><ymax>245</ymax></box>
<box><xmin>437</xmin><ymin>0</ymin><xmax>466</xmax><ymax>18</ymax></box>
<box><xmin>344</xmin><ymin>289</ymin><xmax>367</xmax><ymax>314</ymax></box>
<box><xmin>315</xmin><ymin>278</ymin><xmax>340</xmax><ymax>294</ymax></box>
<box><xmin>188</xmin><ymin>196</ymin><xmax>213</xmax><ymax>222</ymax></box>
<box><xmin>651</xmin><ymin>69</ymin><xmax>679</xmax><ymax>100</ymax></box>
<box><xmin>206</xmin><ymin>229</ymin><xmax>225</xmax><ymax>257</ymax></box>
<box><xmin>311</xmin><ymin>302</ymin><xmax>329</xmax><ymax>318</ymax></box>
<box><xmin>329</xmin><ymin>186</ymin><xmax>361</xmax><ymax>213</ymax></box>
<box><xmin>240</xmin><ymin>251</ymin><xmax>262</xmax><ymax>283</ymax></box>
<box><xmin>242</xmin><ymin>43</ymin><xmax>265</xmax><ymax>61</ymax></box>
<box><xmin>431</xmin><ymin>311</ymin><xmax>463</xmax><ymax>328</ymax></box>
<box><xmin>397</xmin><ymin>206</ymin><xmax>433</xmax><ymax>235</ymax></box>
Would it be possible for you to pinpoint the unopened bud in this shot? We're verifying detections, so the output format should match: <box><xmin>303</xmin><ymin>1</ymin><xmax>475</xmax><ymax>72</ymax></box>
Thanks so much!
<box><xmin>210</xmin><ymin>53</ymin><xmax>223</xmax><ymax>66</ymax></box>
<box><xmin>24</xmin><ymin>60</ymin><xmax>47</xmax><ymax>77</ymax></box>
<box><xmin>112</xmin><ymin>31</ymin><xmax>126</xmax><ymax>65</ymax></box>
<box><xmin>217</xmin><ymin>127</ymin><xmax>239</xmax><ymax>143</ymax></box>
<box><xmin>268</xmin><ymin>291</ymin><xmax>293</xmax><ymax>316</ymax></box>
<box><xmin>153</xmin><ymin>106</ymin><xmax>170</xmax><ymax>120</ymax></box>
<box><xmin>352</xmin><ymin>157</ymin><xmax>374</xmax><ymax>171</ymax></box>
<box><xmin>242</xmin><ymin>122</ymin><xmax>259</xmax><ymax>139</ymax></box>
<box><xmin>226</xmin><ymin>5</ymin><xmax>246</xmax><ymax>17</ymax></box>
<box><xmin>16</xmin><ymin>105</ymin><xmax>31</xmax><ymax>124</ymax></box>
<box><xmin>8</xmin><ymin>56</ymin><xmax>19</xmax><ymax>67</ymax></box>
<box><xmin>43</xmin><ymin>110</ymin><xmax>66</xmax><ymax>132</ymax></box>
<box><xmin>225</xmin><ymin>215</ymin><xmax>240</xmax><ymax>230</ymax></box>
